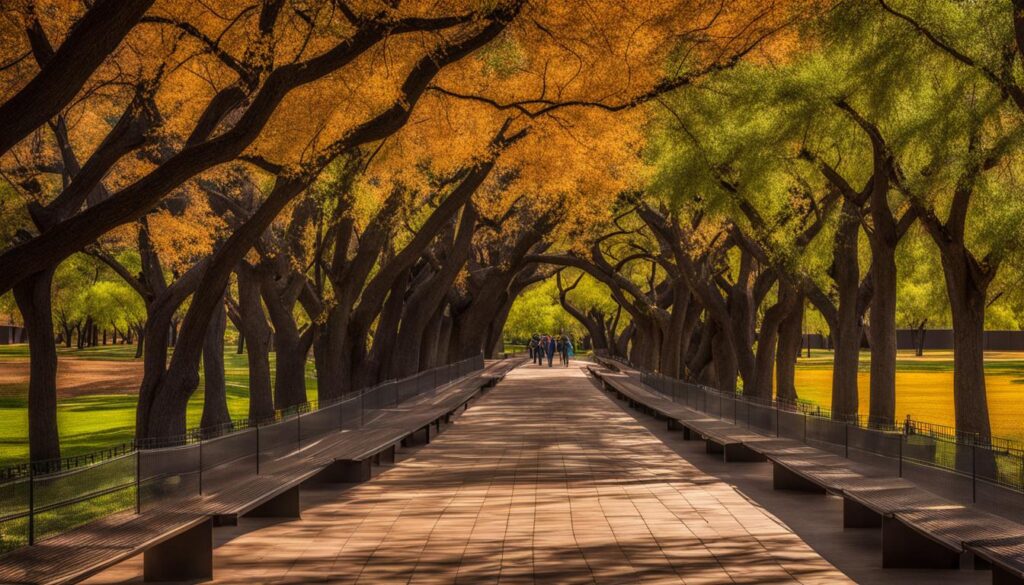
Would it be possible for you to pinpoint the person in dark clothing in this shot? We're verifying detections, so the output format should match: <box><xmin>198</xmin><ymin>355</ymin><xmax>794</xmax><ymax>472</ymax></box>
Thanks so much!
<box><xmin>532</xmin><ymin>334</ymin><xmax>543</xmax><ymax>365</ymax></box>
<box><xmin>560</xmin><ymin>336</ymin><xmax>571</xmax><ymax>366</ymax></box>
<box><xmin>545</xmin><ymin>334</ymin><xmax>556</xmax><ymax>367</ymax></box>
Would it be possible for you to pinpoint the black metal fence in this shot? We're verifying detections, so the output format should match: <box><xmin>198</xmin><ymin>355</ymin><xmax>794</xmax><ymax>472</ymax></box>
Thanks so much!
<box><xmin>598</xmin><ymin>357</ymin><xmax>1024</xmax><ymax>510</ymax></box>
<box><xmin>0</xmin><ymin>355</ymin><xmax>484</xmax><ymax>555</ymax></box>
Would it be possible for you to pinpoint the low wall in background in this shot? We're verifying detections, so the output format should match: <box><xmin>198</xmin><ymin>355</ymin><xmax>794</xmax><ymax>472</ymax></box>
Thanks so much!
<box><xmin>803</xmin><ymin>329</ymin><xmax>1024</xmax><ymax>352</ymax></box>
<box><xmin>0</xmin><ymin>325</ymin><xmax>24</xmax><ymax>345</ymax></box>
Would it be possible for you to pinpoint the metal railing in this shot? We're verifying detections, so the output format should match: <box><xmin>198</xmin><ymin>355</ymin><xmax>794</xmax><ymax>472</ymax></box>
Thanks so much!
<box><xmin>596</xmin><ymin>355</ymin><xmax>1024</xmax><ymax>502</ymax></box>
<box><xmin>0</xmin><ymin>355</ymin><xmax>485</xmax><ymax>555</ymax></box>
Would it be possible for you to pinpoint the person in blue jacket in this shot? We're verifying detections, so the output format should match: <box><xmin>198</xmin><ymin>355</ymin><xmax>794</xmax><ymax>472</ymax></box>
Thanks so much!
<box><xmin>545</xmin><ymin>334</ymin><xmax>556</xmax><ymax>367</ymax></box>
<box><xmin>561</xmin><ymin>336</ymin><xmax>573</xmax><ymax>366</ymax></box>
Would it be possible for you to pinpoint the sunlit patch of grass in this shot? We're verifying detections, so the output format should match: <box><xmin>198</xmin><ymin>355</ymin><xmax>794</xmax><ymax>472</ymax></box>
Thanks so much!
<box><xmin>0</xmin><ymin>347</ymin><xmax>319</xmax><ymax>467</ymax></box>
<box><xmin>794</xmin><ymin>351</ymin><xmax>1024</xmax><ymax>442</ymax></box>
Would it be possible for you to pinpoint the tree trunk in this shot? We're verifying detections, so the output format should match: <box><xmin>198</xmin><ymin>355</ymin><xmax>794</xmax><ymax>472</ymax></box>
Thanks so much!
<box><xmin>913</xmin><ymin>321</ymin><xmax>927</xmax><ymax>357</ymax></box>
<box><xmin>134</xmin><ymin>325</ymin><xmax>145</xmax><ymax>358</ymax></box>
<box><xmin>614</xmin><ymin>321</ymin><xmax>634</xmax><ymax>358</ymax></box>
<box><xmin>942</xmin><ymin>255</ymin><xmax>993</xmax><ymax>440</ymax></box>
<box><xmin>366</xmin><ymin>268</ymin><xmax>411</xmax><ymax>383</ymax></box>
<box><xmin>200</xmin><ymin>299</ymin><xmax>230</xmax><ymax>433</ymax></box>
<box><xmin>659</xmin><ymin>285</ymin><xmax>688</xmax><ymax>378</ymax></box>
<box><xmin>236</xmin><ymin>264</ymin><xmax>273</xmax><ymax>422</ymax></box>
<box><xmin>687</xmin><ymin>322</ymin><xmax>711</xmax><ymax>379</ymax></box>
<box><xmin>13</xmin><ymin>270</ymin><xmax>61</xmax><ymax>467</ymax></box>
<box><xmin>678</xmin><ymin>299</ymin><xmax>702</xmax><ymax>378</ymax></box>
<box><xmin>868</xmin><ymin>228</ymin><xmax>898</xmax><ymax>426</ymax></box>
<box><xmin>436</xmin><ymin>310</ymin><xmax>453</xmax><ymax>365</ymax></box>
<box><xmin>711</xmin><ymin>327</ymin><xmax>738</xmax><ymax>394</ymax></box>
<box><xmin>775</xmin><ymin>293</ymin><xmax>803</xmax><ymax>403</ymax></box>
<box><xmin>419</xmin><ymin>305</ymin><xmax>445</xmax><ymax>370</ymax></box>
<box><xmin>751</xmin><ymin>295</ymin><xmax>791</xmax><ymax>400</ymax></box>
<box><xmin>831</xmin><ymin>200</ymin><xmax>863</xmax><ymax>420</ymax></box>
<box><xmin>261</xmin><ymin>274</ymin><xmax>309</xmax><ymax>410</ymax></box>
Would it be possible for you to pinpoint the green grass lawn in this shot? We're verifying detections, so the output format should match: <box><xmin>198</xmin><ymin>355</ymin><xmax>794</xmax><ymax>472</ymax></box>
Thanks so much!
<box><xmin>0</xmin><ymin>344</ymin><xmax>316</xmax><ymax>467</ymax></box>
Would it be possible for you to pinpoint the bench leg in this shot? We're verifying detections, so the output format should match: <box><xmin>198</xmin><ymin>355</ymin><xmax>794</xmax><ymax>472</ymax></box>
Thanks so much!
<box><xmin>379</xmin><ymin>444</ymin><xmax>396</xmax><ymax>465</ymax></box>
<box><xmin>668</xmin><ymin>419</ymin><xmax>684</xmax><ymax>431</ymax></box>
<box><xmin>312</xmin><ymin>459</ymin><xmax>372</xmax><ymax>483</ymax></box>
<box><xmin>724</xmin><ymin>443</ymin><xmax>767</xmax><ymax>463</ymax></box>
<box><xmin>401</xmin><ymin>426</ymin><xmax>431</xmax><ymax>447</ymax></box>
<box><xmin>245</xmin><ymin>485</ymin><xmax>301</xmax><ymax>518</ymax></box>
<box><xmin>993</xmin><ymin>565</ymin><xmax>1024</xmax><ymax>585</ymax></box>
<box><xmin>843</xmin><ymin>497</ymin><xmax>881</xmax><ymax>528</ymax></box>
<box><xmin>705</xmin><ymin>439</ymin><xmax>724</xmax><ymax>456</ymax></box>
<box><xmin>772</xmin><ymin>462</ymin><xmax>825</xmax><ymax>493</ymax></box>
<box><xmin>682</xmin><ymin>426</ymin><xmax>695</xmax><ymax>441</ymax></box>
<box><xmin>144</xmin><ymin>519</ymin><xmax>213</xmax><ymax>582</ymax></box>
<box><xmin>882</xmin><ymin>516</ymin><xmax>961</xmax><ymax>569</ymax></box>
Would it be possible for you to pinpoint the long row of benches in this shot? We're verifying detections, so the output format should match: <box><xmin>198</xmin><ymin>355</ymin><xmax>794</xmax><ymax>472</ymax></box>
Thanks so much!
<box><xmin>587</xmin><ymin>359</ymin><xmax>1024</xmax><ymax>585</ymax></box>
<box><xmin>0</xmin><ymin>358</ymin><xmax>522</xmax><ymax>585</ymax></box>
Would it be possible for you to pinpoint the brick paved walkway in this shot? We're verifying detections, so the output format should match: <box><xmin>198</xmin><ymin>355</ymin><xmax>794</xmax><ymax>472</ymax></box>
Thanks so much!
<box><xmin>88</xmin><ymin>363</ymin><xmax>848</xmax><ymax>584</ymax></box>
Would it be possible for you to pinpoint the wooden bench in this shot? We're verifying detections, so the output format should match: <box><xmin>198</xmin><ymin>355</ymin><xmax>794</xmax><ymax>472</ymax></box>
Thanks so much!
<box><xmin>0</xmin><ymin>509</ymin><xmax>212</xmax><ymax>584</ymax></box>
<box><xmin>0</xmin><ymin>358</ymin><xmax>522</xmax><ymax>584</ymax></box>
<box><xmin>970</xmin><ymin>536</ymin><xmax>1024</xmax><ymax>584</ymax></box>
<box><xmin>589</xmin><ymin>365</ymin><xmax>765</xmax><ymax>462</ymax></box>
<box><xmin>589</xmin><ymin>359</ymin><xmax>1024</xmax><ymax>583</ymax></box>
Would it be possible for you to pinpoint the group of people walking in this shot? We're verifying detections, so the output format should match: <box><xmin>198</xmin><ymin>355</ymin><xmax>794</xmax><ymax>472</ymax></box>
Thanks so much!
<box><xmin>527</xmin><ymin>333</ymin><xmax>573</xmax><ymax>367</ymax></box>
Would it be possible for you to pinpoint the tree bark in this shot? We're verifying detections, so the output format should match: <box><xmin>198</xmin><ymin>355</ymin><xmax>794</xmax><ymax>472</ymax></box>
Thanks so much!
<box><xmin>775</xmin><ymin>292</ymin><xmax>803</xmax><ymax>403</ymax></box>
<box><xmin>200</xmin><ymin>298</ymin><xmax>230</xmax><ymax>432</ymax></box>
<box><xmin>751</xmin><ymin>292</ymin><xmax>793</xmax><ymax>400</ymax></box>
<box><xmin>659</xmin><ymin>284</ymin><xmax>688</xmax><ymax>378</ymax></box>
<box><xmin>392</xmin><ymin>205</ymin><xmax>476</xmax><ymax>378</ymax></box>
<box><xmin>260</xmin><ymin>270</ymin><xmax>309</xmax><ymax>410</ymax></box>
<box><xmin>13</xmin><ymin>270</ymin><xmax>61</xmax><ymax>467</ymax></box>
<box><xmin>831</xmin><ymin>199</ymin><xmax>864</xmax><ymax>420</ymax></box>
<box><xmin>236</xmin><ymin>263</ymin><xmax>273</xmax><ymax>421</ymax></box>
<box><xmin>708</xmin><ymin>324</ymin><xmax>736</xmax><ymax>394</ymax></box>
<box><xmin>939</xmin><ymin>248</ymin><xmax>994</xmax><ymax>439</ymax></box>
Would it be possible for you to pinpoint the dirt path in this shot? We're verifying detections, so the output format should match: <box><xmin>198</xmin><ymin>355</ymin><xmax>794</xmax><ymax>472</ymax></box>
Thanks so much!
<box><xmin>0</xmin><ymin>357</ymin><xmax>143</xmax><ymax>398</ymax></box>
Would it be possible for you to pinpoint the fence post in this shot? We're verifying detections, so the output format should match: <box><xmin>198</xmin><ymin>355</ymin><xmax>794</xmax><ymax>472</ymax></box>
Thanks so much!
<box><xmin>898</xmin><ymin>438</ymin><xmax>902</xmax><ymax>478</ymax></box>
<box><xmin>776</xmin><ymin>406</ymin><xmax>780</xmax><ymax>438</ymax></box>
<box><xmin>27</xmin><ymin>464</ymin><xmax>34</xmax><ymax>546</ymax></box>
<box><xmin>844</xmin><ymin>423</ymin><xmax>849</xmax><ymax>458</ymax></box>
<box><xmin>135</xmin><ymin>449</ymin><xmax>141</xmax><ymax>514</ymax></box>
<box><xmin>297</xmin><ymin>409</ymin><xmax>302</xmax><ymax>447</ymax></box>
<box><xmin>803</xmin><ymin>412</ymin><xmax>807</xmax><ymax>443</ymax></box>
<box><xmin>972</xmin><ymin>445</ymin><xmax>977</xmax><ymax>503</ymax></box>
<box><xmin>198</xmin><ymin>436</ymin><xmax>203</xmax><ymax>495</ymax></box>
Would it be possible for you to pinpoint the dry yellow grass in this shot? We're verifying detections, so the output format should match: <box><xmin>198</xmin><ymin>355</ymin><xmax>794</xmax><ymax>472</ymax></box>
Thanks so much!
<box><xmin>793</xmin><ymin>351</ymin><xmax>1024</xmax><ymax>441</ymax></box>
